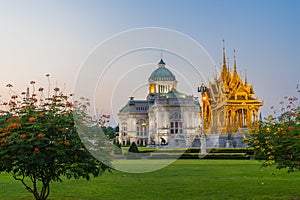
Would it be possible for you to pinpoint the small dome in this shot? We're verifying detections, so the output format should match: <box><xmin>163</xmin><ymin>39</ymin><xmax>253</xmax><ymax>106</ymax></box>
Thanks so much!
<box><xmin>148</xmin><ymin>59</ymin><xmax>176</xmax><ymax>82</ymax></box>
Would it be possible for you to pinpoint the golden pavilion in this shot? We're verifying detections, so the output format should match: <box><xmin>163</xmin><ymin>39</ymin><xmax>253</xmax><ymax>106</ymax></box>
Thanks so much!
<box><xmin>200</xmin><ymin>42</ymin><xmax>264</xmax><ymax>135</ymax></box>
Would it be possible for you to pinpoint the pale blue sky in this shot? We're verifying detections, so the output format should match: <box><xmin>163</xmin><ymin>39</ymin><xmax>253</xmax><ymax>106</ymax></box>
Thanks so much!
<box><xmin>0</xmin><ymin>0</ymin><xmax>299</xmax><ymax>125</ymax></box>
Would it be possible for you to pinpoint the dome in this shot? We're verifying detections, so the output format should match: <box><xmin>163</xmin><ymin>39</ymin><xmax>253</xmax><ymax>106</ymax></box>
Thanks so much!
<box><xmin>148</xmin><ymin>59</ymin><xmax>176</xmax><ymax>82</ymax></box>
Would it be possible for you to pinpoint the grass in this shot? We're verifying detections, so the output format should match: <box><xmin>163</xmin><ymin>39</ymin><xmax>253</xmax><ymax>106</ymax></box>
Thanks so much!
<box><xmin>1</xmin><ymin>160</ymin><xmax>300</xmax><ymax>200</ymax></box>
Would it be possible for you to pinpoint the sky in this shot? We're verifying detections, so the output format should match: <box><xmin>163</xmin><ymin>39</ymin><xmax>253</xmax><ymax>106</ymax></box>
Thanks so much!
<box><xmin>0</xmin><ymin>0</ymin><xmax>299</xmax><ymax>126</ymax></box>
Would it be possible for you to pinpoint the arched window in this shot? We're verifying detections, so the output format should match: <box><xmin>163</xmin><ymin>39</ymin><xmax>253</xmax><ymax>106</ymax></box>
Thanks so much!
<box><xmin>121</xmin><ymin>123</ymin><xmax>127</xmax><ymax>137</ymax></box>
<box><xmin>136</xmin><ymin>119</ymin><xmax>147</xmax><ymax>136</ymax></box>
<box><xmin>170</xmin><ymin>112</ymin><xmax>181</xmax><ymax>120</ymax></box>
<box><xmin>121</xmin><ymin>123</ymin><xmax>127</xmax><ymax>146</ymax></box>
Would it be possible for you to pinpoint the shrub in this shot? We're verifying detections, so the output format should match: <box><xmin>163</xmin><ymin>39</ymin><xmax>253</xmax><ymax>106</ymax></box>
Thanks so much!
<box><xmin>246</xmin><ymin>91</ymin><xmax>300</xmax><ymax>172</ymax></box>
<box><xmin>127</xmin><ymin>142</ymin><xmax>140</xmax><ymax>159</ymax></box>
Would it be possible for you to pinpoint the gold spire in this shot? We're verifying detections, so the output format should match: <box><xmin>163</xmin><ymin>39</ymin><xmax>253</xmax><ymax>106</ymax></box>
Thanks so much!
<box><xmin>221</xmin><ymin>40</ymin><xmax>228</xmax><ymax>83</ymax></box>
<box><xmin>227</xmin><ymin>57</ymin><xmax>230</xmax><ymax>72</ymax></box>
<box><xmin>231</xmin><ymin>49</ymin><xmax>239</xmax><ymax>83</ymax></box>
<box><xmin>245</xmin><ymin>69</ymin><xmax>248</xmax><ymax>86</ymax></box>
<box><xmin>222</xmin><ymin>40</ymin><xmax>227</xmax><ymax>69</ymax></box>
<box><xmin>233</xmin><ymin>49</ymin><xmax>237</xmax><ymax>73</ymax></box>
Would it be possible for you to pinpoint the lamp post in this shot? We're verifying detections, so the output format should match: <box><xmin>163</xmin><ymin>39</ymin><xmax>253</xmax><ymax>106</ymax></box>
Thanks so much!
<box><xmin>198</xmin><ymin>84</ymin><xmax>207</xmax><ymax>154</ymax></box>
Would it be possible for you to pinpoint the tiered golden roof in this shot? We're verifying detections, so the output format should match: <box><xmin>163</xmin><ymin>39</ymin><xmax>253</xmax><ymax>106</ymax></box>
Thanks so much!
<box><xmin>201</xmin><ymin>42</ymin><xmax>263</xmax><ymax>134</ymax></box>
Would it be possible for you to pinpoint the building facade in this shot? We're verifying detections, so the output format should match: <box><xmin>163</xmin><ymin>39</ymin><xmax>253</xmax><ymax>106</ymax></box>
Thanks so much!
<box><xmin>118</xmin><ymin>59</ymin><xmax>201</xmax><ymax>147</ymax></box>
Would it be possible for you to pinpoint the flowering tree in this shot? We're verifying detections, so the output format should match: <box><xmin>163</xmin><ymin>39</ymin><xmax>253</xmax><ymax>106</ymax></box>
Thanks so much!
<box><xmin>0</xmin><ymin>78</ymin><xmax>111</xmax><ymax>200</ymax></box>
<box><xmin>246</xmin><ymin>90</ymin><xmax>300</xmax><ymax>172</ymax></box>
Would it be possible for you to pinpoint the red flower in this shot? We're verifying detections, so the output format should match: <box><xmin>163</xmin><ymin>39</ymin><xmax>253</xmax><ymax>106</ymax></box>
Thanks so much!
<box><xmin>34</xmin><ymin>148</ymin><xmax>40</xmax><ymax>153</ymax></box>
<box><xmin>37</xmin><ymin>134</ymin><xmax>45</xmax><ymax>139</ymax></box>
<box><xmin>61</xmin><ymin>128</ymin><xmax>66</xmax><ymax>134</ymax></box>
<box><xmin>63</xmin><ymin>141</ymin><xmax>71</xmax><ymax>147</ymax></box>
<box><xmin>29</xmin><ymin>117</ymin><xmax>36</xmax><ymax>123</ymax></box>
<box><xmin>66</xmin><ymin>102</ymin><xmax>73</xmax><ymax>108</ymax></box>
<box><xmin>19</xmin><ymin>134</ymin><xmax>26</xmax><ymax>139</ymax></box>
<box><xmin>12</xmin><ymin>116</ymin><xmax>20</xmax><ymax>120</ymax></box>
<box><xmin>8</xmin><ymin>123</ymin><xmax>18</xmax><ymax>129</ymax></box>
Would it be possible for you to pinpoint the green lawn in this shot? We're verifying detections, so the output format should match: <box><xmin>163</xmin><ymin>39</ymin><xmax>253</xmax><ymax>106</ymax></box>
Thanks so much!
<box><xmin>1</xmin><ymin>160</ymin><xmax>300</xmax><ymax>200</ymax></box>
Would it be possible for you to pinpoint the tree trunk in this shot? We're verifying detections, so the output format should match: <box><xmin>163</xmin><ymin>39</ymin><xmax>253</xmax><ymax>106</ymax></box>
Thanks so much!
<box><xmin>15</xmin><ymin>175</ymin><xmax>51</xmax><ymax>200</ymax></box>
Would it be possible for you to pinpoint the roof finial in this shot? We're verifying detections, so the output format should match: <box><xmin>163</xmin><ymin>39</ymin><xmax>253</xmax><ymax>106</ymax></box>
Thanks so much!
<box><xmin>222</xmin><ymin>39</ymin><xmax>227</xmax><ymax>68</ymax></box>
<box><xmin>245</xmin><ymin>69</ymin><xmax>248</xmax><ymax>85</ymax></box>
<box><xmin>214</xmin><ymin>65</ymin><xmax>218</xmax><ymax>79</ymax></box>
<box><xmin>234</xmin><ymin>49</ymin><xmax>237</xmax><ymax>73</ymax></box>
<box><xmin>158</xmin><ymin>49</ymin><xmax>166</xmax><ymax>67</ymax></box>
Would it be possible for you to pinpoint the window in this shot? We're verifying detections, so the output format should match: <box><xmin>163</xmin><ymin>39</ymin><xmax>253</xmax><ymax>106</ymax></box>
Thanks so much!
<box><xmin>170</xmin><ymin>121</ymin><xmax>183</xmax><ymax>134</ymax></box>
<box><xmin>170</xmin><ymin>112</ymin><xmax>182</xmax><ymax>134</ymax></box>
<box><xmin>150</xmin><ymin>84</ymin><xmax>155</xmax><ymax>93</ymax></box>
<box><xmin>122</xmin><ymin>126</ymin><xmax>127</xmax><ymax>136</ymax></box>
<box><xmin>136</xmin><ymin>119</ymin><xmax>147</xmax><ymax>137</ymax></box>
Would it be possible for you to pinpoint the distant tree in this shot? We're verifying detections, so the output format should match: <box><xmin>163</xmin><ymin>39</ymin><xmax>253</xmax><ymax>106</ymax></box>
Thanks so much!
<box><xmin>0</xmin><ymin>79</ymin><xmax>111</xmax><ymax>200</ymax></box>
<box><xmin>246</xmin><ymin>91</ymin><xmax>300</xmax><ymax>172</ymax></box>
<box><xmin>101</xmin><ymin>126</ymin><xmax>116</xmax><ymax>139</ymax></box>
<box><xmin>114</xmin><ymin>125</ymin><xmax>119</xmax><ymax>133</ymax></box>
<box><xmin>128</xmin><ymin>142</ymin><xmax>139</xmax><ymax>153</ymax></box>
<box><xmin>127</xmin><ymin>142</ymin><xmax>140</xmax><ymax>159</ymax></box>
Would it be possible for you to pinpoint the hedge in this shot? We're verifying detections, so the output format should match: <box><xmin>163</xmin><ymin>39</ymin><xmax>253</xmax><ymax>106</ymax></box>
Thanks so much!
<box><xmin>136</xmin><ymin>147</ymin><xmax>254</xmax><ymax>154</ymax></box>
<box><xmin>118</xmin><ymin>147</ymin><xmax>254</xmax><ymax>160</ymax></box>
<box><xmin>147</xmin><ymin>153</ymin><xmax>249</xmax><ymax>160</ymax></box>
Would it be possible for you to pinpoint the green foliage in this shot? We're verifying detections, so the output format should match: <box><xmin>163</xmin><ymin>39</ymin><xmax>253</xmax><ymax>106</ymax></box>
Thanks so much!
<box><xmin>120</xmin><ymin>148</ymin><xmax>253</xmax><ymax>160</ymax></box>
<box><xmin>127</xmin><ymin>142</ymin><xmax>140</xmax><ymax>159</ymax></box>
<box><xmin>148</xmin><ymin>152</ymin><xmax>249</xmax><ymax>160</ymax></box>
<box><xmin>0</xmin><ymin>81</ymin><xmax>111</xmax><ymax>200</ymax></box>
<box><xmin>128</xmin><ymin>142</ymin><xmax>139</xmax><ymax>153</ymax></box>
<box><xmin>101</xmin><ymin>126</ymin><xmax>116</xmax><ymax>139</ymax></box>
<box><xmin>246</xmin><ymin>93</ymin><xmax>300</xmax><ymax>172</ymax></box>
<box><xmin>185</xmin><ymin>148</ymin><xmax>254</xmax><ymax>154</ymax></box>
<box><xmin>137</xmin><ymin>148</ymin><xmax>157</xmax><ymax>153</ymax></box>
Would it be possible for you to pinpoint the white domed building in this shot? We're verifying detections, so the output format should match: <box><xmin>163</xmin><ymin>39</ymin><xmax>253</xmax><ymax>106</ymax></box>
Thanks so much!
<box><xmin>118</xmin><ymin>59</ymin><xmax>201</xmax><ymax>147</ymax></box>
